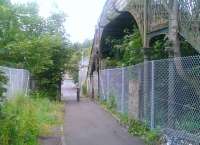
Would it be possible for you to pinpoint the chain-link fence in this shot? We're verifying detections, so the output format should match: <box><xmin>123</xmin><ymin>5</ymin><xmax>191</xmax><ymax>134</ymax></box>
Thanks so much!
<box><xmin>97</xmin><ymin>55</ymin><xmax>200</xmax><ymax>144</ymax></box>
<box><xmin>0</xmin><ymin>66</ymin><xmax>30</xmax><ymax>98</ymax></box>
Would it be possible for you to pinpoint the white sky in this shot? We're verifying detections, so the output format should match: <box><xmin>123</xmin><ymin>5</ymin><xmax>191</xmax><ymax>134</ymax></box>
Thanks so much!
<box><xmin>11</xmin><ymin>0</ymin><xmax>106</xmax><ymax>43</ymax></box>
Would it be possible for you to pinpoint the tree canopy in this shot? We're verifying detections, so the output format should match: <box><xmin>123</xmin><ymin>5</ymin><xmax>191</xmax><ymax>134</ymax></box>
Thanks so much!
<box><xmin>0</xmin><ymin>0</ymin><xmax>72</xmax><ymax>99</ymax></box>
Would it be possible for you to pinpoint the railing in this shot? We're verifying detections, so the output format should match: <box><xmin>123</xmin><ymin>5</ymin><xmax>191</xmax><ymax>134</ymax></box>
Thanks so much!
<box><xmin>94</xmin><ymin>55</ymin><xmax>200</xmax><ymax>144</ymax></box>
<box><xmin>0</xmin><ymin>66</ymin><xmax>30</xmax><ymax>98</ymax></box>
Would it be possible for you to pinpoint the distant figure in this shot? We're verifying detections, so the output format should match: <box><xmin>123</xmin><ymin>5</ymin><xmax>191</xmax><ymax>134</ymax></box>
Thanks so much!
<box><xmin>76</xmin><ymin>83</ymin><xmax>80</xmax><ymax>102</ymax></box>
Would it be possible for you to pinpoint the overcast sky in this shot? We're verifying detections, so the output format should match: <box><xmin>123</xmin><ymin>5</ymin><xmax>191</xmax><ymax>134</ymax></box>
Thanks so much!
<box><xmin>11</xmin><ymin>0</ymin><xmax>106</xmax><ymax>43</ymax></box>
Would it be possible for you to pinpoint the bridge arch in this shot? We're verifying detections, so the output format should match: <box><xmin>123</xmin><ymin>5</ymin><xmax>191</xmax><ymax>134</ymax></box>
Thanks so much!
<box><xmin>149</xmin><ymin>33</ymin><xmax>199</xmax><ymax>59</ymax></box>
<box><xmin>100</xmin><ymin>11</ymin><xmax>141</xmax><ymax>59</ymax></box>
<box><xmin>149</xmin><ymin>34</ymin><xmax>168</xmax><ymax>60</ymax></box>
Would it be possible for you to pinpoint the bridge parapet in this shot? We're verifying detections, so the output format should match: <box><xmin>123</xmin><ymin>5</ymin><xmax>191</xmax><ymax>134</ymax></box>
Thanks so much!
<box><xmin>179</xmin><ymin>0</ymin><xmax>200</xmax><ymax>52</ymax></box>
<box><xmin>114</xmin><ymin>0</ymin><xmax>129</xmax><ymax>11</ymax></box>
<box><xmin>98</xmin><ymin>0</ymin><xmax>200</xmax><ymax>52</ymax></box>
<box><xmin>148</xmin><ymin>0</ymin><xmax>169</xmax><ymax>32</ymax></box>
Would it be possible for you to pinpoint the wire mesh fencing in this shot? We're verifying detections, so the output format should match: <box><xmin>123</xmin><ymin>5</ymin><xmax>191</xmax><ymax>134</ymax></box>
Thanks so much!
<box><xmin>98</xmin><ymin>55</ymin><xmax>200</xmax><ymax>144</ymax></box>
<box><xmin>0</xmin><ymin>66</ymin><xmax>30</xmax><ymax>98</ymax></box>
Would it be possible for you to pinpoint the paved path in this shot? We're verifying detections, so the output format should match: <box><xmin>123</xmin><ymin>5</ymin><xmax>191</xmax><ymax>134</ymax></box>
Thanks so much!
<box><xmin>61</xmin><ymin>78</ymin><xmax>77</xmax><ymax>101</ymax></box>
<box><xmin>62</xmin><ymin>77</ymin><xmax>145</xmax><ymax>145</ymax></box>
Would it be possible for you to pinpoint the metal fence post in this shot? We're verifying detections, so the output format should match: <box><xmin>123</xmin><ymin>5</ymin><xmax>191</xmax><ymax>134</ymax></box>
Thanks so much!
<box><xmin>121</xmin><ymin>65</ymin><xmax>125</xmax><ymax>113</ymax></box>
<box><xmin>100</xmin><ymin>71</ymin><xmax>106</xmax><ymax>101</ymax></box>
<box><xmin>21</xmin><ymin>70</ymin><xmax>24</xmax><ymax>94</ymax></box>
<box><xmin>106</xmin><ymin>69</ymin><xmax>109</xmax><ymax>100</ymax></box>
<box><xmin>168</xmin><ymin>58</ymin><xmax>175</xmax><ymax>128</ymax></box>
<box><xmin>143</xmin><ymin>61</ymin><xmax>149</xmax><ymax>122</ymax></box>
<box><xmin>150</xmin><ymin>61</ymin><xmax>155</xmax><ymax>129</ymax></box>
<box><xmin>25</xmin><ymin>71</ymin><xmax>30</xmax><ymax>95</ymax></box>
<box><xmin>9</xmin><ymin>69</ymin><xmax>13</xmax><ymax>97</ymax></box>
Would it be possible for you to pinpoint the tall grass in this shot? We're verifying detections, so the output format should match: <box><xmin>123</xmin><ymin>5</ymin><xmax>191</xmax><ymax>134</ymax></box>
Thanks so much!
<box><xmin>100</xmin><ymin>96</ymin><xmax>160</xmax><ymax>145</ymax></box>
<box><xmin>82</xmin><ymin>83</ymin><xmax>87</xmax><ymax>96</ymax></box>
<box><xmin>0</xmin><ymin>94</ymin><xmax>64</xmax><ymax>145</ymax></box>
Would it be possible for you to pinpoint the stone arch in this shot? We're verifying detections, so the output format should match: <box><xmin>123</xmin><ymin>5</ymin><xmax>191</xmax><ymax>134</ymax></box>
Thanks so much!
<box><xmin>148</xmin><ymin>33</ymin><xmax>199</xmax><ymax>59</ymax></box>
<box><xmin>99</xmin><ymin>11</ymin><xmax>141</xmax><ymax>59</ymax></box>
<box><xmin>149</xmin><ymin>34</ymin><xmax>168</xmax><ymax>60</ymax></box>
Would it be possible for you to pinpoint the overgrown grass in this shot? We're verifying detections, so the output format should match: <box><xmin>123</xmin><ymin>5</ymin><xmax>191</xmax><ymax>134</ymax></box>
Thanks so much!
<box><xmin>100</xmin><ymin>97</ymin><xmax>160</xmax><ymax>145</ymax></box>
<box><xmin>0</xmin><ymin>70</ymin><xmax>7</xmax><ymax>105</ymax></box>
<box><xmin>0</xmin><ymin>93</ymin><xmax>64</xmax><ymax>145</ymax></box>
<box><xmin>82</xmin><ymin>83</ymin><xmax>87</xmax><ymax>97</ymax></box>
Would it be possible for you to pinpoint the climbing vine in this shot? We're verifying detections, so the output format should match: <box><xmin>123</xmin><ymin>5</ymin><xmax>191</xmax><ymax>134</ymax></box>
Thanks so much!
<box><xmin>0</xmin><ymin>70</ymin><xmax>7</xmax><ymax>104</ymax></box>
<box><xmin>102</xmin><ymin>28</ymin><xmax>199</xmax><ymax>68</ymax></box>
<box><xmin>102</xmin><ymin>29</ymin><xmax>143</xmax><ymax>67</ymax></box>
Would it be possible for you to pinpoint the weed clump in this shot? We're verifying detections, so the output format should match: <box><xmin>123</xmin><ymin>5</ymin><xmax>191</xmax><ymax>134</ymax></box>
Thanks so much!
<box><xmin>0</xmin><ymin>93</ymin><xmax>63</xmax><ymax>145</ymax></box>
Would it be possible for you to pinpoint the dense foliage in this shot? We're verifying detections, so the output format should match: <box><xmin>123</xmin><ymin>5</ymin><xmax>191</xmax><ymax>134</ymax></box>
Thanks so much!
<box><xmin>100</xmin><ymin>97</ymin><xmax>160</xmax><ymax>145</ymax></box>
<box><xmin>102</xmin><ymin>26</ymin><xmax>198</xmax><ymax>68</ymax></box>
<box><xmin>102</xmin><ymin>29</ymin><xmax>169</xmax><ymax>68</ymax></box>
<box><xmin>66</xmin><ymin>49</ymin><xmax>81</xmax><ymax>83</ymax></box>
<box><xmin>0</xmin><ymin>94</ymin><xmax>63</xmax><ymax>145</ymax></box>
<box><xmin>102</xmin><ymin>29</ymin><xmax>143</xmax><ymax>67</ymax></box>
<box><xmin>0</xmin><ymin>71</ymin><xmax>7</xmax><ymax>104</ymax></box>
<box><xmin>0</xmin><ymin>0</ymin><xmax>71</xmax><ymax>99</ymax></box>
<box><xmin>67</xmin><ymin>44</ymin><xmax>91</xmax><ymax>83</ymax></box>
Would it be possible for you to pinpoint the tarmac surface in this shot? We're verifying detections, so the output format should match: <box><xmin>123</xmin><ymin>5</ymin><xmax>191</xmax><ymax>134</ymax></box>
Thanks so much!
<box><xmin>62</xmin><ymin>78</ymin><xmax>145</xmax><ymax>145</ymax></box>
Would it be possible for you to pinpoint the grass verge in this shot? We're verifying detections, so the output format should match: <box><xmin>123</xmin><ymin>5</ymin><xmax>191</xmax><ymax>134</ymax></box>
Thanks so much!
<box><xmin>100</xmin><ymin>98</ymin><xmax>160</xmax><ymax>145</ymax></box>
<box><xmin>0</xmin><ymin>93</ymin><xmax>64</xmax><ymax>145</ymax></box>
<box><xmin>82</xmin><ymin>83</ymin><xmax>88</xmax><ymax>97</ymax></box>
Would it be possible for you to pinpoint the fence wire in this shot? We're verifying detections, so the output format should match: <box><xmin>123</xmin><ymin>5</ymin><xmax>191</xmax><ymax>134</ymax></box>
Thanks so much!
<box><xmin>98</xmin><ymin>55</ymin><xmax>200</xmax><ymax>144</ymax></box>
<box><xmin>0</xmin><ymin>66</ymin><xmax>30</xmax><ymax>98</ymax></box>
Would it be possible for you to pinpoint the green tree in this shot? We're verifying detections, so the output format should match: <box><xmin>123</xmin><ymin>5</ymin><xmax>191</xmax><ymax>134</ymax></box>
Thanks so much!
<box><xmin>0</xmin><ymin>1</ymin><xmax>71</xmax><ymax>99</ymax></box>
<box><xmin>0</xmin><ymin>70</ymin><xmax>7</xmax><ymax>104</ymax></box>
<box><xmin>102</xmin><ymin>29</ymin><xmax>143</xmax><ymax>67</ymax></box>
<box><xmin>66</xmin><ymin>49</ymin><xmax>81</xmax><ymax>83</ymax></box>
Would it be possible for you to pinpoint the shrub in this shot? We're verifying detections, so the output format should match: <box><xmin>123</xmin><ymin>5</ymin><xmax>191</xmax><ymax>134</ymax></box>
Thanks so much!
<box><xmin>100</xmin><ymin>96</ymin><xmax>160</xmax><ymax>145</ymax></box>
<box><xmin>128</xmin><ymin>119</ymin><xmax>148</xmax><ymax>136</ymax></box>
<box><xmin>82</xmin><ymin>83</ymin><xmax>87</xmax><ymax>96</ymax></box>
<box><xmin>128</xmin><ymin>119</ymin><xmax>160</xmax><ymax>144</ymax></box>
<box><xmin>107</xmin><ymin>95</ymin><xmax>117</xmax><ymax>111</ymax></box>
<box><xmin>0</xmin><ymin>94</ymin><xmax>63</xmax><ymax>145</ymax></box>
<box><xmin>0</xmin><ymin>96</ymin><xmax>39</xmax><ymax>145</ymax></box>
<box><xmin>0</xmin><ymin>70</ymin><xmax>7</xmax><ymax>104</ymax></box>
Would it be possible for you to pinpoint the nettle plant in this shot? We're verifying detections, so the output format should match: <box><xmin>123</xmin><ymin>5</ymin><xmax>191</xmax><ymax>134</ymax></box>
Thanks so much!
<box><xmin>0</xmin><ymin>70</ymin><xmax>7</xmax><ymax>103</ymax></box>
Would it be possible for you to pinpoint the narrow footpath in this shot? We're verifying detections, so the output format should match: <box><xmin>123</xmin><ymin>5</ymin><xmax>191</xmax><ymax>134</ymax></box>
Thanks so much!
<box><xmin>61</xmin><ymin>77</ymin><xmax>145</xmax><ymax>145</ymax></box>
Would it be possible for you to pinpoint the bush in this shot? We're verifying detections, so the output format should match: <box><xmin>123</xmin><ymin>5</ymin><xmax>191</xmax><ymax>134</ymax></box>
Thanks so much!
<box><xmin>107</xmin><ymin>95</ymin><xmax>117</xmax><ymax>111</ymax></box>
<box><xmin>82</xmin><ymin>83</ymin><xmax>87</xmax><ymax>96</ymax></box>
<box><xmin>128</xmin><ymin>119</ymin><xmax>160</xmax><ymax>144</ymax></box>
<box><xmin>0</xmin><ymin>94</ymin><xmax>63</xmax><ymax>145</ymax></box>
<box><xmin>0</xmin><ymin>70</ymin><xmax>7</xmax><ymax>103</ymax></box>
<box><xmin>100</xmin><ymin>96</ymin><xmax>160</xmax><ymax>145</ymax></box>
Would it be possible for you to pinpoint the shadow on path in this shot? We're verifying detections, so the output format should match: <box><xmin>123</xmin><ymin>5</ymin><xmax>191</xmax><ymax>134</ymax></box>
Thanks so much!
<box><xmin>61</xmin><ymin>76</ymin><xmax>144</xmax><ymax>145</ymax></box>
<box><xmin>63</xmin><ymin>101</ymin><xmax>145</xmax><ymax>145</ymax></box>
